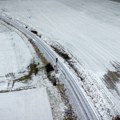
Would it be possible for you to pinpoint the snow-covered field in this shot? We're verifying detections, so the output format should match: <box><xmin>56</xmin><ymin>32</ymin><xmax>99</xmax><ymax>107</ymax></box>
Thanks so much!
<box><xmin>1</xmin><ymin>0</ymin><xmax>120</xmax><ymax>74</ymax></box>
<box><xmin>0</xmin><ymin>0</ymin><xmax>120</xmax><ymax>119</ymax></box>
<box><xmin>0</xmin><ymin>21</ymin><xmax>32</xmax><ymax>76</ymax></box>
<box><xmin>0</xmin><ymin>19</ymin><xmax>66</xmax><ymax>120</ymax></box>
<box><xmin>0</xmin><ymin>88</ymin><xmax>53</xmax><ymax>120</ymax></box>
<box><xmin>0</xmin><ymin>20</ymin><xmax>34</xmax><ymax>90</ymax></box>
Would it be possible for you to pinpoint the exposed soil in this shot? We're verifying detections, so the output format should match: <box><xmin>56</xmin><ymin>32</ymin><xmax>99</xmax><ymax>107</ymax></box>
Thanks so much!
<box><xmin>112</xmin><ymin>115</ymin><xmax>120</xmax><ymax>120</ymax></box>
<box><xmin>45</xmin><ymin>63</ymin><xmax>57</xmax><ymax>86</ymax></box>
<box><xmin>29</xmin><ymin>39</ymin><xmax>48</xmax><ymax>65</ymax></box>
<box><xmin>45</xmin><ymin>63</ymin><xmax>54</xmax><ymax>73</ymax></box>
<box><xmin>103</xmin><ymin>62</ymin><xmax>120</xmax><ymax>95</ymax></box>
<box><xmin>10</xmin><ymin>62</ymin><xmax>39</xmax><ymax>88</ymax></box>
<box><xmin>51</xmin><ymin>45</ymin><xmax>71</xmax><ymax>61</ymax></box>
<box><xmin>19</xmin><ymin>62</ymin><xmax>39</xmax><ymax>80</ymax></box>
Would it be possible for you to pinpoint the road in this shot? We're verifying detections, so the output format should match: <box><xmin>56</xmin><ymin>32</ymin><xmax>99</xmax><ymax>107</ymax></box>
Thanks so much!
<box><xmin>0</xmin><ymin>14</ymin><xmax>100</xmax><ymax>120</ymax></box>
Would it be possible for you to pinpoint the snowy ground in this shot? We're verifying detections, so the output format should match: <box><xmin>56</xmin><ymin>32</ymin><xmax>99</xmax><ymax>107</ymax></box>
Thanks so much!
<box><xmin>0</xmin><ymin>88</ymin><xmax>53</xmax><ymax>120</ymax></box>
<box><xmin>1</xmin><ymin>0</ymin><xmax>120</xmax><ymax>74</ymax></box>
<box><xmin>0</xmin><ymin>20</ymin><xmax>32</xmax><ymax>76</ymax></box>
<box><xmin>0</xmin><ymin>20</ymin><xmax>34</xmax><ymax>90</ymax></box>
<box><xmin>0</xmin><ymin>20</ymin><xmax>66</xmax><ymax>120</ymax></box>
<box><xmin>0</xmin><ymin>0</ymin><xmax>120</xmax><ymax>119</ymax></box>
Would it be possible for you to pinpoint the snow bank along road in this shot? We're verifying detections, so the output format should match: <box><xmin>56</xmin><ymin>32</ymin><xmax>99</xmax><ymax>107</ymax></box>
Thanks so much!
<box><xmin>0</xmin><ymin>14</ymin><xmax>100</xmax><ymax>120</ymax></box>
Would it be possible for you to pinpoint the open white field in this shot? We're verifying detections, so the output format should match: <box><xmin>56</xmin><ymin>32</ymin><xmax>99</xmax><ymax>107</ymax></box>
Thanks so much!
<box><xmin>0</xmin><ymin>88</ymin><xmax>53</xmax><ymax>120</ymax></box>
<box><xmin>0</xmin><ymin>21</ymin><xmax>32</xmax><ymax>76</ymax></box>
<box><xmin>0</xmin><ymin>0</ymin><xmax>120</xmax><ymax>118</ymax></box>
<box><xmin>0</xmin><ymin>0</ymin><xmax>120</xmax><ymax>74</ymax></box>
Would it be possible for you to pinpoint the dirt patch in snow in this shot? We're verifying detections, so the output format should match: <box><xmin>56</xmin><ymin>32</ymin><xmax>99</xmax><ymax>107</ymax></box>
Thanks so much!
<box><xmin>51</xmin><ymin>45</ymin><xmax>71</xmax><ymax>61</ymax></box>
<box><xmin>28</xmin><ymin>39</ymin><xmax>48</xmax><ymax>65</ymax></box>
<box><xmin>2</xmin><ymin>61</ymin><xmax>40</xmax><ymax>89</ymax></box>
<box><xmin>112</xmin><ymin>115</ymin><xmax>120</xmax><ymax>120</ymax></box>
<box><xmin>16</xmin><ymin>62</ymin><xmax>39</xmax><ymax>81</ymax></box>
<box><xmin>103</xmin><ymin>62</ymin><xmax>120</xmax><ymax>95</ymax></box>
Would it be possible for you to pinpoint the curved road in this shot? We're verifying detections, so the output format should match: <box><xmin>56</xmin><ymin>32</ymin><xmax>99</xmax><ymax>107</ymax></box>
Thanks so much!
<box><xmin>0</xmin><ymin>14</ymin><xmax>100</xmax><ymax>120</ymax></box>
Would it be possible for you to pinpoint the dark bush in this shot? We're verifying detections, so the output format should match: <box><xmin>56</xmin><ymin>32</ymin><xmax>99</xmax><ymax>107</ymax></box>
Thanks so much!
<box><xmin>45</xmin><ymin>63</ymin><xmax>54</xmax><ymax>73</ymax></box>
<box><xmin>31</xmin><ymin>30</ymin><xmax>38</xmax><ymax>35</ymax></box>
